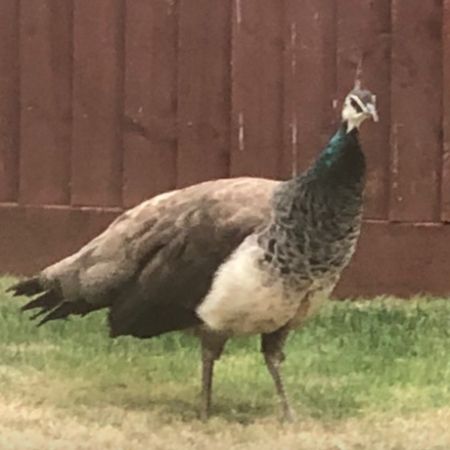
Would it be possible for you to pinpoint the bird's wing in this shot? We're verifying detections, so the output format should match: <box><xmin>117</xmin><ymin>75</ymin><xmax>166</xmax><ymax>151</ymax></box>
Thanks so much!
<box><xmin>9</xmin><ymin>177</ymin><xmax>279</xmax><ymax>337</ymax></box>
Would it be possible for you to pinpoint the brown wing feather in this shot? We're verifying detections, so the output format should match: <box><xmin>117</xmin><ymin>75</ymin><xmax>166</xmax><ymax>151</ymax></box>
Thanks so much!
<box><xmin>9</xmin><ymin>178</ymin><xmax>278</xmax><ymax>336</ymax></box>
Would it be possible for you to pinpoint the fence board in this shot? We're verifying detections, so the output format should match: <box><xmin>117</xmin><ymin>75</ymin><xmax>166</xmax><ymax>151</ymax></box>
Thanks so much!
<box><xmin>230</xmin><ymin>0</ymin><xmax>284</xmax><ymax>178</ymax></box>
<box><xmin>19</xmin><ymin>0</ymin><xmax>72</xmax><ymax>205</ymax></box>
<box><xmin>176</xmin><ymin>0</ymin><xmax>231</xmax><ymax>187</ymax></box>
<box><xmin>0</xmin><ymin>204</ymin><xmax>119</xmax><ymax>275</ymax></box>
<box><xmin>0</xmin><ymin>0</ymin><xmax>19</xmax><ymax>202</ymax></box>
<box><xmin>71</xmin><ymin>0</ymin><xmax>124</xmax><ymax>207</ymax></box>
<box><xmin>389</xmin><ymin>0</ymin><xmax>442</xmax><ymax>222</ymax></box>
<box><xmin>123</xmin><ymin>0</ymin><xmax>178</xmax><ymax>207</ymax></box>
<box><xmin>336</xmin><ymin>0</ymin><xmax>391</xmax><ymax>220</ymax></box>
<box><xmin>282</xmin><ymin>0</ymin><xmax>336</xmax><ymax>178</ymax></box>
<box><xmin>335</xmin><ymin>221</ymin><xmax>450</xmax><ymax>298</ymax></box>
<box><xmin>441</xmin><ymin>0</ymin><xmax>450</xmax><ymax>221</ymax></box>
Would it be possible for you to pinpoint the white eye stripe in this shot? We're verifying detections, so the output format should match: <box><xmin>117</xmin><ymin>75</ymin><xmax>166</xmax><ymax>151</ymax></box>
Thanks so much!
<box><xmin>349</xmin><ymin>95</ymin><xmax>367</xmax><ymax>113</ymax></box>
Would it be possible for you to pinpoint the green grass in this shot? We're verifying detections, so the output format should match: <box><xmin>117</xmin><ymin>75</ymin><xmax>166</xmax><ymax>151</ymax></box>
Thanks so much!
<box><xmin>0</xmin><ymin>276</ymin><xmax>450</xmax><ymax>424</ymax></box>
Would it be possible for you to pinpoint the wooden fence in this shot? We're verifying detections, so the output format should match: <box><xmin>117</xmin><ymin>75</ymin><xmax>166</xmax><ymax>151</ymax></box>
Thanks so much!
<box><xmin>0</xmin><ymin>0</ymin><xmax>449</xmax><ymax>297</ymax></box>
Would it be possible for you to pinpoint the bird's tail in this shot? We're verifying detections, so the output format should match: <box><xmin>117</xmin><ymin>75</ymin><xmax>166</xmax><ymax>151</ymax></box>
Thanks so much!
<box><xmin>7</xmin><ymin>277</ymin><xmax>43</xmax><ymax>297</ymax></box>
<box><xmin>7</xmin><ymin>276</ymin><xmax>95</xmax><ymax>326</ymax></box>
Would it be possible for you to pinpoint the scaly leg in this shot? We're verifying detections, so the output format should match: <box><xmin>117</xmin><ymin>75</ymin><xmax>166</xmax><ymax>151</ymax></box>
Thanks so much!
<box><xmin>261</xmin><ymin>326</ymin><xmax>295</xmax><ymax>422</ymax></box>
<box><xmin>200</xmin><ymin>331</ymin><xmax>227</xmax><ymax>421</ymax></box>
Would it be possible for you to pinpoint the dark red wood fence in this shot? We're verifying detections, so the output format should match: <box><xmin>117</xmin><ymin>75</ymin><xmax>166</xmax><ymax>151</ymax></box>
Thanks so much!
<box><xmin>0</xmin><ymin>0</ymin><xmax>449</xmax><ymax>297</ymax></box>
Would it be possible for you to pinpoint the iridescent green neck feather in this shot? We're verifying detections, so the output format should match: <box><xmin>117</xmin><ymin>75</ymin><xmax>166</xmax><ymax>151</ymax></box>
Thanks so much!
<box><xmin>308</xmin><ymin>122</ymin><xmax>365</xmax><ymax>186</ymax></box>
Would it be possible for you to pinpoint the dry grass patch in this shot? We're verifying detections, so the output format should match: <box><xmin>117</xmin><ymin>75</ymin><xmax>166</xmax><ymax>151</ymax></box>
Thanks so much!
<box><xmin>0</xmin><ymin>396</ymin><xmax>449</xmax><ymax>450</ymax></box>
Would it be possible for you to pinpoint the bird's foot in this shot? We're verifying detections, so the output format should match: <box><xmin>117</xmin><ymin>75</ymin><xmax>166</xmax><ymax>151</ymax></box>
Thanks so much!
<box><xmin>281</xmin><ymin>405</ymin><xmax>296</xmax><ymax>423</ymax></box>
<box><xmin>199</xmin><ymin>405</ymin><xmax>210</xmax><ymax>422</ymax></box>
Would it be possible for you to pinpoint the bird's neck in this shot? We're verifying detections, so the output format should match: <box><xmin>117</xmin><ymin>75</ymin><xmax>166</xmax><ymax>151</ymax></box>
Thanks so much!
<box><xmin>305</xmin><ymin>121</ymin><xmax>365</xmax><ymax>187</ymax></box>
<box><xmin>271</xmin><ymin>121</ymin><xmax>366</xmax><ymax>228</ymax></box>
<box><xmin>260</xmin><ymin>121</ymin><xmax>366</xmax><ymax>272</ymax></box>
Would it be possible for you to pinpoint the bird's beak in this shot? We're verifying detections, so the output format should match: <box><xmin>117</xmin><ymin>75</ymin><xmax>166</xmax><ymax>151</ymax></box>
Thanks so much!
<box><xmin>365</xmin><ymin>103</ymin><xmax>379</xmax><ymax>122</ymax></box>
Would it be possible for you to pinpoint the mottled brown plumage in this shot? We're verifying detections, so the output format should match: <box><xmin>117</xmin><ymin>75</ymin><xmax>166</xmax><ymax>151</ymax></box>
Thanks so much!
<box><xmin>16</xmin><ymin>178</ymin><xmax>276</xmax><ymax>333</ymax></box>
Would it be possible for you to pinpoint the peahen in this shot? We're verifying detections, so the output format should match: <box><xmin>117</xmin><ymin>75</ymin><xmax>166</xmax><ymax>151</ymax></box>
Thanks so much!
<box><xmin>8</xmin><ymin>87</ymin><xmax>378</xmax><ymax>421</ymax></box>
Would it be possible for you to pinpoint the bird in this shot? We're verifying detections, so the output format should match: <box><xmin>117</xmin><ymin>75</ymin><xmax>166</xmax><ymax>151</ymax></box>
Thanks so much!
<box><xmin>7</xmin><ymin>87</ymin><xmax>378</xmax><ymax>422</ymax></box>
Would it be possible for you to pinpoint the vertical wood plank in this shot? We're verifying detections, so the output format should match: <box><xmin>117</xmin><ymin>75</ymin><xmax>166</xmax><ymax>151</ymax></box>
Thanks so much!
<box><xmin>72</xmin><ymin>0</ymin><xmax>124</xmax><ymax>207</ymax></box>
<box><xmin>230</xmin><ymin>0</ymin><xmax>284</xmax><ymax>179</ymax></box>
<box><xmin>0</xmin><ymin>0</ymin><xmax>19</xmax><ymax>202</ymax></box>
<box><xmin>336</xmin><ymin>0</ymin><xmax>391</xmax><ymax>220</ymax></box>
<box><xmin>441</xmin><ymin>0</ymin><xmax>450</xmax><ymax>221</ymax></box>
<box><xmin>282</xmin><ymin>0</ymin><xmax>337</xmax><ymax>179</ymax></box>
<box><xmin>176</xmin><ymin>0</ymin><xmax>231</xmax><ymax>187</ymax></box>
<box><xmin>390</xmin><ymin>0</ymin><xmax>442</xmax><ymax>222</ymax></box>
<box><xmin>123</xmin><ymin>0</ymin><xmax>177</xmax><ymax>207</ymax></box>
<box><xmin>19</xmin><ymin>0</ymin><xmax>72</xmax><ymax>205</ymax></box>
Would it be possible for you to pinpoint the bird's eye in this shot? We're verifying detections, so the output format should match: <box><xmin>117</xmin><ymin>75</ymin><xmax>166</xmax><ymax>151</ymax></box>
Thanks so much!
<box><xmin>350</xmin><ymin>98</ymin><xmax>363</xmax><ymax>113</ymax></box>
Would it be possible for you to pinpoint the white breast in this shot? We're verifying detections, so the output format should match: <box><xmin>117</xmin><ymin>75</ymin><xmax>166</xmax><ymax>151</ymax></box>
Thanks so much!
<box><xmin>197</xmin><ymin>237</ymin><xmax>306</xmax><ymax>335</ymax></box>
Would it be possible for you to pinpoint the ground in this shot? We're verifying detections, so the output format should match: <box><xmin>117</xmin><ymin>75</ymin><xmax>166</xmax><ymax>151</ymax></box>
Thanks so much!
<box><xmin>1</xmin><ymin>399</ymin><xmax>450</xmax><ymax>450</ymax></box>
<box><xmin>0</xmin><ymin>276</ymin><xmax>450</xmax><ymax>449</ymax></box>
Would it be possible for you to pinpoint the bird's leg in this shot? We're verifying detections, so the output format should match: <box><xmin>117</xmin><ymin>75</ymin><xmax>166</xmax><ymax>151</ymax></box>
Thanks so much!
<box><xmin>261</xmin><ymin>326</ymin><xmax>295</xmax><ymax>422</ymax></box>
<box><xmin>200</xmin><ymin>331</ymin><xmax>227</xmax><ymax>421</ymax></box>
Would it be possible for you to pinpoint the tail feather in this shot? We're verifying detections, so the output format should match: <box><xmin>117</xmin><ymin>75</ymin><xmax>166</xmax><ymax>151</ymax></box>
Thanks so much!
<box><xmin>8</xmin><ymin>276</ymin><xmax>101</xmax><ymax>326</ymax></box>
<box><xmin>7</xmin><ymin>277</ymin><xmax>43</xmax><ymax>297</ymax></box>
<box><xmin>21</xmin><ymin>290</ymin><xmax>60</xmax><ymax>313</ymax></box>
<box><xmin>30</xmin><ymin>307</ymin><xmax>52</xmax><ymax>321</ymax></box>
<box><xmin>37</xmin><ymin>299</ymin><xmax>94</xmax><ymax>327</ymax></box>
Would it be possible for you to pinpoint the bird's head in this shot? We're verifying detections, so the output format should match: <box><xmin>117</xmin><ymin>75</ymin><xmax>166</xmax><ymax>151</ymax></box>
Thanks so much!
<box><xmin>341</xmin><ymin>88</ymin><xmax>378</xmax><ymax>133</ymax></box>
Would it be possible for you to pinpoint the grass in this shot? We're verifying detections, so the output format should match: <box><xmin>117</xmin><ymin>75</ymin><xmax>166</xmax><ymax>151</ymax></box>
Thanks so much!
<box><xmin>0</xmin><ymin>275</ymin><xmax>450</xmax><ymax>448</ymax></box>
